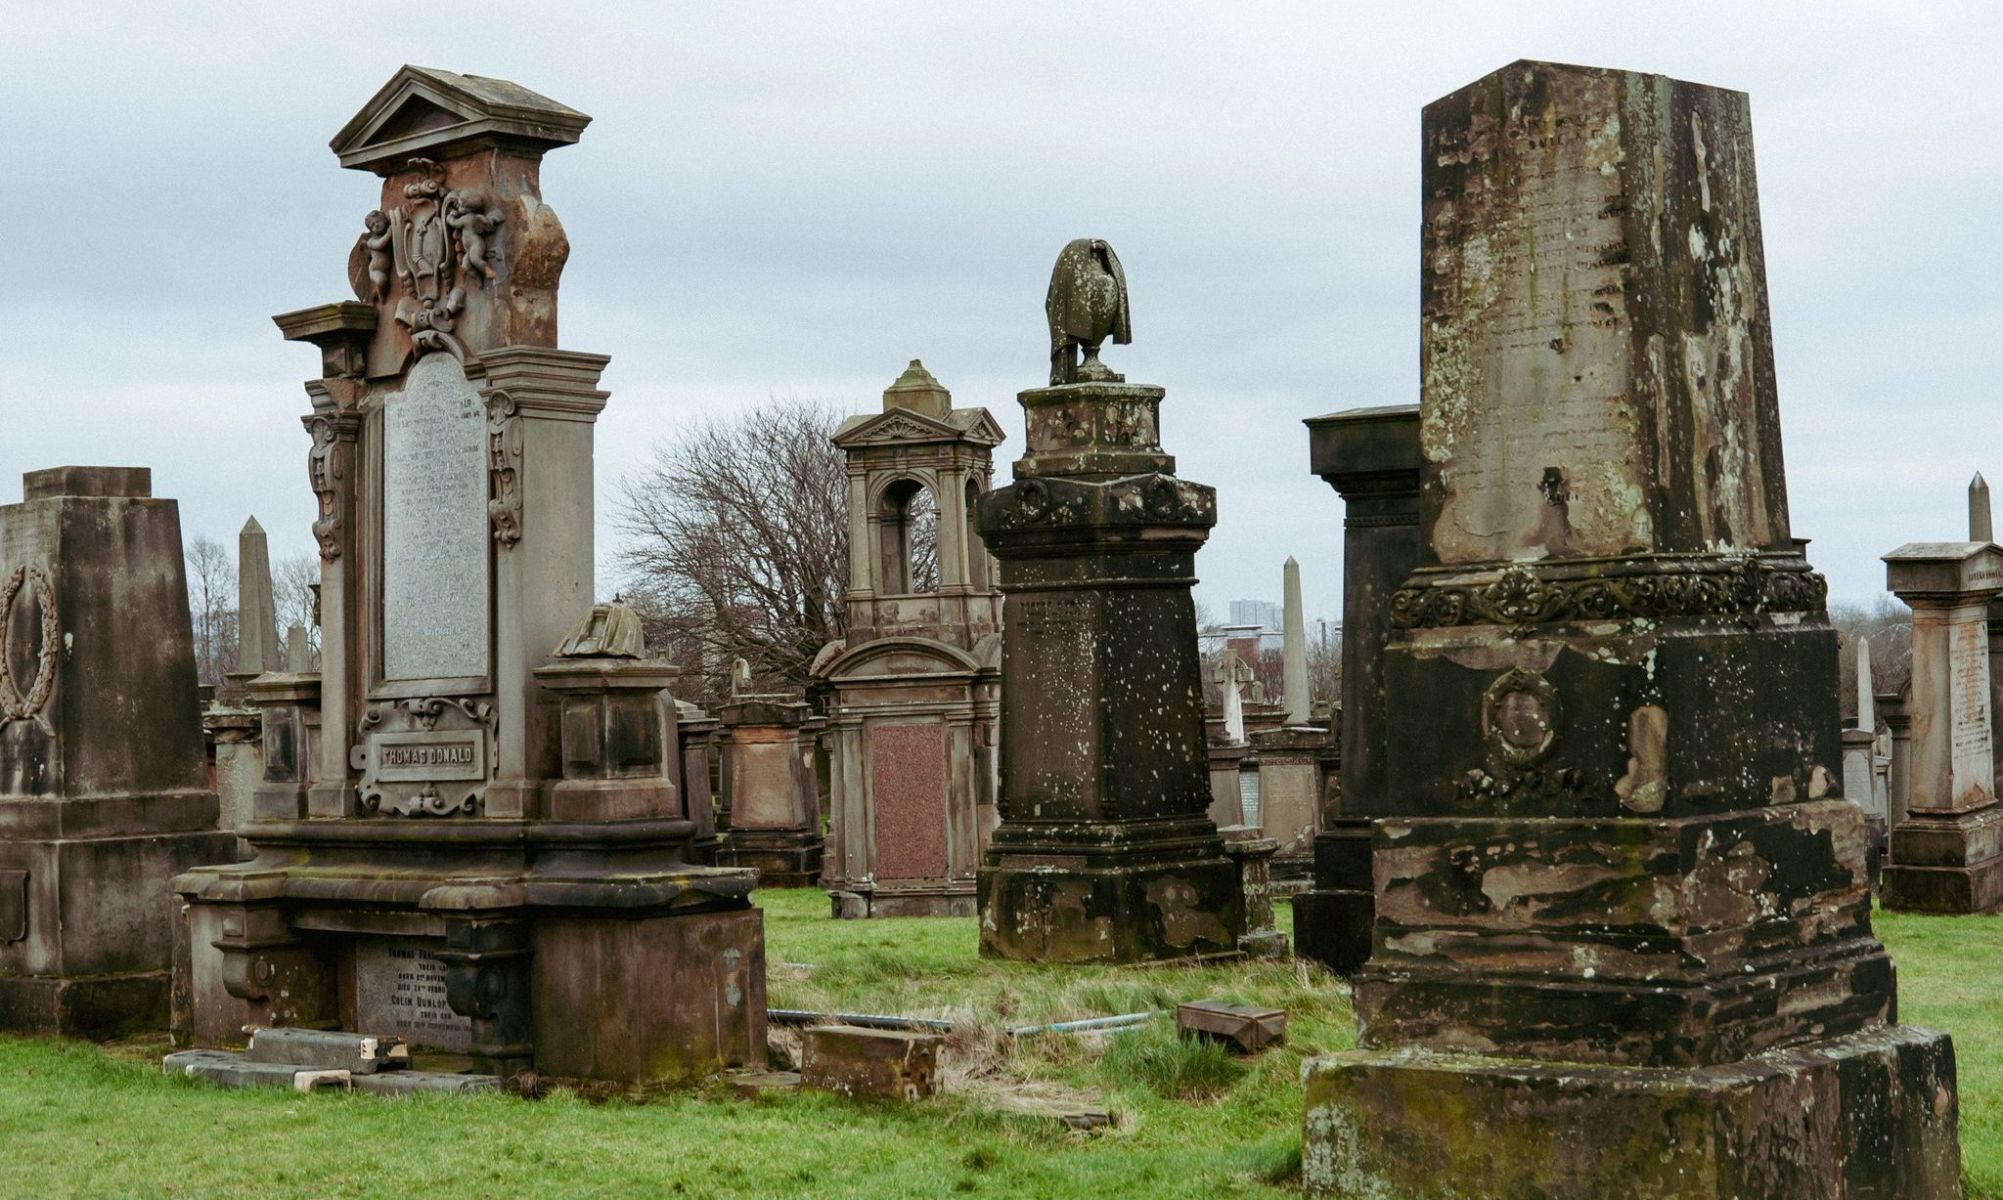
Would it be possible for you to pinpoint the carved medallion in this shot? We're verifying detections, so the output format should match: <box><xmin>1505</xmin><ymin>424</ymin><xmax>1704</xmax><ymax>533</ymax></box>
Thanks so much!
<box><xmin>1481</xmin><ymin>668</ymin><xmax>1560</xmax><ymax>769</ymax></box>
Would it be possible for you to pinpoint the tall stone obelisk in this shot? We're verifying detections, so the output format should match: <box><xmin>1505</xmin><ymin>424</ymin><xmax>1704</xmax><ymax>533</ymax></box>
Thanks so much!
<box><xmin>1301</xmin><ymin>61</ymin><xmax>1959</xmax><ymax>1198</ymax></box>
<box><xmin>975</xmin><ymin>240</ymin><xmax>1242</xmax><ymax>963</ymax></box>
<box><xmin>1280</xmin><ymin>557</ymin><xmax>1309</xmax><ymax>725</ymax></box>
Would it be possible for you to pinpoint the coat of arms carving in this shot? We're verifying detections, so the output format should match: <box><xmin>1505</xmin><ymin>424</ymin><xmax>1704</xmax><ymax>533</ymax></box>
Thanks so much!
<box><xmin>348</xmin><ymin>158</ymin><xmax>506</xmax><ymax>354</ymax></box>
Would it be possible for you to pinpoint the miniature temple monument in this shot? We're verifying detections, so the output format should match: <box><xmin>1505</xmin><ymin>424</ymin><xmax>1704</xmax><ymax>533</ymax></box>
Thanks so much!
<box><xmin>1301</xmin><ymin>63</ymin><xmax>1959</xmax><ymax>1197</ymax></box>
<box><xmin>975</xmin><ymin>241</ymin><xmax>1242</xmax><ymax>962</ymax></box>
<box><xmin>173</xmin><ymin>67</ymin><xmax>764</xmax><ymax>1084</ymax></box>
<box><xmin>816</xmin><ymin>360</ymin><xmax>1004</xmax><ymax>917</ymax></box>
<box><xmin>1291</xmin><ymin>404</ymin><xmax>1419</xmax><ymax>973</ymax></box>
<box><xmin>0</xmin><ymin>468</ymin><xmax>239</xmax><ymax>1035</ymax></box>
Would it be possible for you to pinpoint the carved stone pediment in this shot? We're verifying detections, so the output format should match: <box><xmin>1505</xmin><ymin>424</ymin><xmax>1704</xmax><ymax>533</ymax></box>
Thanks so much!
<box><xmin>833</xmin><ymin>408</ymin><xmax>962</xmax><ymax>448</ymax></box>
<box><xmin>332</xmin><ymin>65</ymin><xmax>591</xmax><ymax>173</ymax></box>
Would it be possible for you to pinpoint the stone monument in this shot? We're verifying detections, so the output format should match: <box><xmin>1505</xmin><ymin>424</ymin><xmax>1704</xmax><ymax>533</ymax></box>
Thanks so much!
<box><xmin>974</xmin><ymin>241</ymin><xmax>1242</xmax><ymax>963</ymax></box>
<box><xmin>1280</xmin><ymin>557</ymin><xmax>1310</xmax><ymax>724</ymax></box>
<box><xmin>0</xmin><ymin>467</ymin><xmax>239</xmax><ymax>1034</ymax></box>
<box><xmin>715</xmin><ymin>696</ymin><xmax>823</xmax><ymax>887</ymax></box>
<box><xmin>1880</xmin><ymin>539</ymin><xmax>2002</xmax><ymax>912</ymax></box>
<box><xmin>816</xmin><ymin>360</ymin><xmax>1004</xmax><ymax>917</ymax></box>
<box><xmin>1301</xmin><ymin>62</ymin><xmax>1958</xmax><ymax>1197</ymax></box>
<box><xmin>1291</xmin><ymin>403</ymin><xmax>1420</xmax><ymax>975</ymax></box>
<box><xmin>173</xmin><ymin>67</ymin><xmax>765</xmax><ymax>1085</ymax></box>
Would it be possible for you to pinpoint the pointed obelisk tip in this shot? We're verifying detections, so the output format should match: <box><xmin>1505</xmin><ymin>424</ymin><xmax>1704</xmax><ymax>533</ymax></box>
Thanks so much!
<box><xmin>1971</xmin><ymin>471</ymin><xmax>1994</xmax><ymax>542</ymax></box>
<box><xmin>241</xmin><ymin>515</ymin><xmax>264</xmax><ymax>535</ymax></box>
<box><xmin>1285</xmin><ymin>555</ymin><xmax>1299</xmax><ymax>569</ymax></box>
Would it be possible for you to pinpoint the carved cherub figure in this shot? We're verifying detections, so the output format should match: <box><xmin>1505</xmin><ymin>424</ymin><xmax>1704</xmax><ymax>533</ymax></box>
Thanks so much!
<box><xmin>445</xmin><ymin>189</ymin><xmax>504</xmax><ymax>282</ymax></box>
<box><xmin>361</xmin><ymin>210</ymin><xmax>393</xmax><ymax>303</ymax></box>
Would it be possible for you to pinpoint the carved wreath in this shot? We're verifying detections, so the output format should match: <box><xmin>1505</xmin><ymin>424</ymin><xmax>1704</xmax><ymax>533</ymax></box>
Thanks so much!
<box><xmin>0</xmin><ymin>566</ymin><xmax>60</xmax><ymax>723</ymax></box>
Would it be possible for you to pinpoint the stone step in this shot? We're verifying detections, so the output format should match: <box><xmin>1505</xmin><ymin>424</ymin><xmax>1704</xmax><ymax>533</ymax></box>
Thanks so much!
<box><xmin>245</xmin><ymin>1027</ymin><xmax>410</xmax><ymax>1074</ymax></box>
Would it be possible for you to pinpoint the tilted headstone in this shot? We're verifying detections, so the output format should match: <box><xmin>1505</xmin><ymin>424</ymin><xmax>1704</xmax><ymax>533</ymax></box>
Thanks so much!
<box><xmin>173</xmin><ymin>67</ymin><xmax>763</xmax><ymax>1084</ymax></box>
<box><xmin>974</xmin><ymin>240</ymin><xmax>1242</xmax><ymax>963</ymax></box>
<box><xmin>816</xmin><ymin>360</ymin><xmax>1005</xmax><ymax>917</ymax></box>
<box><xmin>1301</xmin><ymin>62</ymin><xmax>1957</xmax><ymax>1198</ymax></box>
<box><xmin>0</xmin><ymin>467</ymin><xmax>238</xmax><ymax>1034</ymax></box>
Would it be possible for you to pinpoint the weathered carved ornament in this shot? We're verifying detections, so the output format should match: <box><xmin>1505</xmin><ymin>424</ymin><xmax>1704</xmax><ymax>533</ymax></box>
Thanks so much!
<box><xmin>306</xmin><ymin>416</ymin><xmax>348</xmax><ymax>561</ymax></box>
<box><xmin>349</xmin><ymin>157</ymin><xmax>506</xmax><ymax>357</ymax></box>
<box><xmin>485</xmin><ymin>389</ymin><xmax>524</xmax><ymax>547</ymax></box>
<box><xmin>0</xmin><ymin>565</ymin><xmax>59</xmax><ymax>724</ymax></box>
<box><xmin>1390</xmin><ymin>559</ymin><xmax>1829</xmax><ymax>631</ymax></box>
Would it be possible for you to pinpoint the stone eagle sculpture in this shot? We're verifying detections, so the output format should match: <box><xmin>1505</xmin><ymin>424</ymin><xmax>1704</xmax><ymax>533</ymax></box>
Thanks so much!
<box><xmin>1045</xmin><ymin>238</ymin><xmax>1131</xmax><ymax>386</ymax></box>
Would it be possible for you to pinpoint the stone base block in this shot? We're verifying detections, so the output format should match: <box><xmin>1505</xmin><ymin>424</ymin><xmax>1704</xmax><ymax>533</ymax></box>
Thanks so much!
<box><xmin>800</xmin><ymin>1024</ymin><xmax>941</xmax><ymax>1100</ymax></box>
<box><xmin>827</xmin><ymin>887</ymin><xmax>976</xmax><ymax>919</ymax></box>
<box><xmin>531</xmin><ymin>905</ymin><xmax>766</xmax><ymax>1083</ymax></box>
<box><xmin>718</xmin><ymin>832</ymin><xmax>825</xmax><ymax>889</ymax></box>
<box><xmin>1882</xmin><ymin>806</ymin><xmax>2003</xmax><ymax>914</ymax></box>
<box><xmin>1290</xmin><ymin>889</ymin><xmax>1373</xmax><ymax>975</ymax></box>
<box><xmin>1239</xmin><ymin>929</ymin><xmax>1290</xmax><ymax>959</ymax></box>
<box><xmin>978</xmin><ymin>852</ymin><xmax>1243</xmax><ymax>964</ymax></box>
<box><xmin>0</xmin><ymin>971</ymin><xmax>171</xmax><ymax>1039</ymax></box>
<box><xmin>1302</xmin><ymin>1024</ymin><xmax>1960</xmax><ymax>1199</ymax></box>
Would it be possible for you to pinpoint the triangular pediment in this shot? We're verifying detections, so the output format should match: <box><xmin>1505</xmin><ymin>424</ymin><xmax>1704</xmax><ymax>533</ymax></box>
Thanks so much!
<box><xmin>834</xmin><ymin>406</ymin><xmax>1005</xmax><ymax>449</ymax></box>
<box><xmin>332</xmin><ymin>66</ymin><xmax>591</xmax><ymax>173</ymax></box>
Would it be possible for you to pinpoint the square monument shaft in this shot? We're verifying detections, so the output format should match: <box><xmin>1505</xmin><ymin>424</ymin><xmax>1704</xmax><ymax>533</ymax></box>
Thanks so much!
<box><xmin>1420</xmin><ymin>60</ymin><xmax>1790</xmax><ymax>567</ymax></box>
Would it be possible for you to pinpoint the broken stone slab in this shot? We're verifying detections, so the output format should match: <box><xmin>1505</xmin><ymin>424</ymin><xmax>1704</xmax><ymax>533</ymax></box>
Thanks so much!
<box><xmin>800</xmin><ymin>1024</ymin><xmax>942</xmax><ymax>1100</ymax></box>
<box><xmin>245</xmin><ymin>1027</ymin><xmax>409</xmax><ymax>1074</ymax></box>
<box><xmin>349</xmin><ymin>1069</ymin><xmax>501</xmax><ymax>1096</ymax></box>
<box><xmin>1176</xmin><ymin>1000</ymin><xmax>1286</xmax><ymax>1054</ymax></box>
<box><xmin>726</xmin><ymin>1069</ymin><xmax>802</xmax><ymax>1098</ymax></box>
<box><xmin>164</xmin><ymin>1049</ymin><xmax>351</xmax><ymax>1092</ymax></box>
<box><xmin>993</xmin><ymin>1093</ymin><xmax>1113</xmax><ymax>1131</ymax></box>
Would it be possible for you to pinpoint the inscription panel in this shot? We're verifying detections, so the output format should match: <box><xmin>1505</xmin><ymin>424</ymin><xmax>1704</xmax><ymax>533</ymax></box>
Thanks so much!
<box><xmin>353</xmin><ymin>937</ymin><xmax>472</xmax><ymax>1052</ymax></box>
<box><xmin>1949</xmin><ymin>615</ymin><xmax>1994</xmax><ymax>803</ymax></box>
<box><xmin>373</xmin><ymin>730</ymin><xmax>487</xmax><ymax>782</ymax></box>
<box><xmin>1005</xmin><ymin>592</ymin><xmax>1098</xmax><ymax>816</ymax></box>
<box><xmin>382</xmin><ymin>354</ymin><xmax>490</xmax><ymax>682</ymax></box>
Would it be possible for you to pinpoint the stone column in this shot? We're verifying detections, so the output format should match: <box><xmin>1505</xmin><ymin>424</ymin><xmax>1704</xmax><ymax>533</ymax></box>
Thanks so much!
<box><xmin>1879</xmin><ymin>542</ymin><xmax>2003</xmax><ymax>913</ymax></box>
<box><xmin>1291</xmin><ymin>404</ymin><xmax>1420</xmax><ymax>975</ymax></box>
<box><xmin>1880</xmin><ymin>690</ymin><xmax>1912</xmax><ymax>829</ymax></box>
<box><xmin>976</xmin><ymin>262</ymin><xmax>1241</xmax><ymax>962</ymax></box>
<box><xmin>1301</xmin><ymin>62</ymin><xmax>1956</xmax><ymax>1198</ymax></box>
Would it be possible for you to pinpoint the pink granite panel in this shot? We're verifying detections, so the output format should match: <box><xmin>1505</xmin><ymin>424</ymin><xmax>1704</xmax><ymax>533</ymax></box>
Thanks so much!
<box><xmin>871</xmin><ymin>722</ymin><xmax>948</xmax><ymax>881</ymax></box>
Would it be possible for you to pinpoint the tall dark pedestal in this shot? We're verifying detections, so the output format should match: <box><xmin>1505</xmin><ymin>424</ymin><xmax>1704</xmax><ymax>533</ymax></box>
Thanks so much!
<box><xmin>1291</xmin><ymin>405</ymin><xmax>1419</xmax><ymax>975</ymax></box>
<box><xmin>976</xmin><ymin>375</ymin><xmax>1242</xmax><ymax>963</ymax></box>
<box><xmin>1301</xmin><ymin>61</ymin><xmax>1959</xmax><ymax>1199</ymax></box>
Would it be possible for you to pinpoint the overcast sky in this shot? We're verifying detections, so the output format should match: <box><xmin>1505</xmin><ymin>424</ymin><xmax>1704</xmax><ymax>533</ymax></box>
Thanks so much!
<box><xmin>2</xmin><ymin>2</ymin><xmax>1997</xmax><ymax>627</ymax></box>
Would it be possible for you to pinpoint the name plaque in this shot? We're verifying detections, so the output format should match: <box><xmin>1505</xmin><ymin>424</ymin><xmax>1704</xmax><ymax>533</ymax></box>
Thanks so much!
<box><xmin>372</xmin><ymin>730</ymin><xmax>488</xmax><ymax>783</ymax></box>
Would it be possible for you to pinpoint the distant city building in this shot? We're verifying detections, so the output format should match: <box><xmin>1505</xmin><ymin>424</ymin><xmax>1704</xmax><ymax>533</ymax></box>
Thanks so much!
<box><xmin>1229</xmin><ymin>598</ymin><xmax>1282</xmax><ymax>633</ymax></box>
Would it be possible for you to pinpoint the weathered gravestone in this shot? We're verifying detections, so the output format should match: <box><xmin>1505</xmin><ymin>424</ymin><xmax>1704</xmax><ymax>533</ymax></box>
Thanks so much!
<box><xmin>1291</xmin><ymin>403</ymin><xmax>1419</xmax><ymax>975</ymax></box>
<box><xmin>715</xmin><ymin>696</ymin><xmax>824</xmax><ymax>888</ymax></box>
<box><xmin>0</xmin><ymin>467</ymin><xmax>239</xmax><ymax>1035</ymax></box>
<box><xmin>974</xmin><ymin>241</ymin><xmax>1242</xmax><ymax>962</ymax></box>
<box><xmin>172</xmin><ymin>67</ymin><xmax>764</xmax><ymax>1084</ymax></box>
<box><xmin>1880</xmin><ymin>539</ymin><xmax>2003</xmax><ymax>912</ymax></box>
<box><xmin>816</xmin><ymin>360</ymin><xmax>1004</xmax><ymax>918</ymax></box>
<box><xmin>1300</xmin><ymin>62</ymin><xmax>1959</xmax><ymax>1198</ymax></box>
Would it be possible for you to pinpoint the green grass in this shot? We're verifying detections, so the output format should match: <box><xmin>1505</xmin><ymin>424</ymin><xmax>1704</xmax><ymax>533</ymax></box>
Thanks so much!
<box><xmin>0</xmin><ymin>893</ymin><xmax>1993</xmax><ymax>1197</ymax></box>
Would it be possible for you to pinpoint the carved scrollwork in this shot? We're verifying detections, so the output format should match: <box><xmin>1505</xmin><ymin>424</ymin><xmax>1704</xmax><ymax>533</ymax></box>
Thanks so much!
<box><xmin>353</xmin><ymin>696</ymin><xmax>497</xmax><ymax>818</ymax></box>
<box><xmin>1454</xmin><ymin>764</ymin><xmax>1594</xmax><ymax>811</ymax></box>
<box><xmin>306</xmin><ymin>416</ymin><xmax>349</xmax><ymax>561</ymax></box>
<box><xmin>1390</xmin><ymin>558</ymin><xmax>1828</xmax><ymax>632</ymax></box>
<box><xmin>0</xmin><ymin>565</ymin><xmax>59</xmax><ymax>724</ymax></box>
<box><xmin>486</xmin><ymin>389</ymin><xmax>524</xmax><ymax>547</ymax></box>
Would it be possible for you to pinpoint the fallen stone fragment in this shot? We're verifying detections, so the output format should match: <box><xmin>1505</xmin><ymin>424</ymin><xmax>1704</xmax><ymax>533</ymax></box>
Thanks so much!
<box><xmin>245</xmin><ymin>1027</ymin><xmax>410</xmax><ymax>1074</ymax></box>
<box><xmin>727</xmin><ymin>1070</ymin><xmax>802</xmax><ymax>1098</ymax></box>
<box><xmin>164</xmin><ymin>1050</ymin><xmax>351</xmax><ymax>1092</ymax></box>
<box><xmin>800</xmin><ymin>1024</ymin><xmax>942</xmax><ymax>1100</ymax></box>
<box><xmin>1176</xmin><ymin>1000</ymin><xmax>1286</xmax><ymax>1053</ymax></box>
<box><xmin>349</xmin><ymin>1070</ymin><xmax>501</xmax><ymax>1096</ymax></box>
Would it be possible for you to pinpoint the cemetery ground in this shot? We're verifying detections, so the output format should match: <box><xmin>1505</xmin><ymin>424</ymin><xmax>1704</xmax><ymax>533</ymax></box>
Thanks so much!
<box><xmin>0</xmin><ymin>892</ymin><xmax>1993</xmax><ymax>1199</ymax></box>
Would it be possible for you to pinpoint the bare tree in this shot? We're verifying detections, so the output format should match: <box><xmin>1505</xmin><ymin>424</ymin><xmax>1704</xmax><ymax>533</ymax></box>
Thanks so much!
<box><xmin>615</xmin><ymin>399</ymin><xmax>851</xmax><ymax>703</ymax></box>
<box><xmin>185</xmin><ymin>533</ymin><xmax>238</xmax><ymax>689</ymax></box>
<box><xmin>276</xmin><ymin>554</ymin><xmax>321</xmax><ymax>663</ymax></box>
